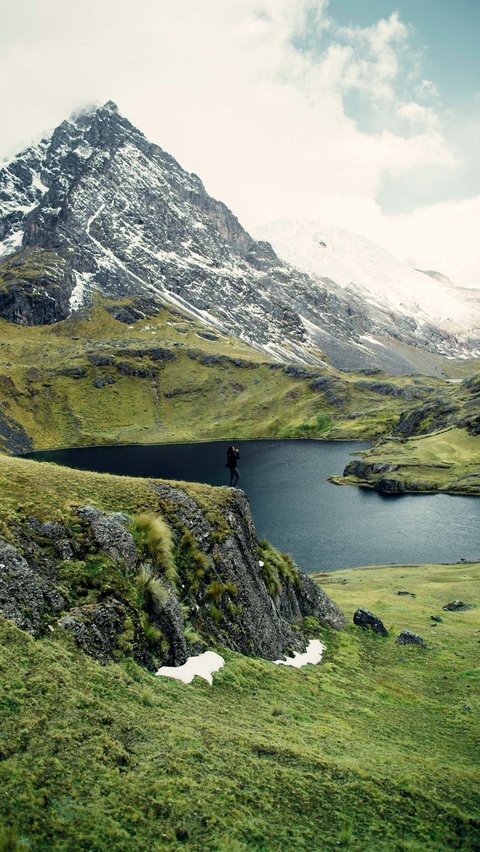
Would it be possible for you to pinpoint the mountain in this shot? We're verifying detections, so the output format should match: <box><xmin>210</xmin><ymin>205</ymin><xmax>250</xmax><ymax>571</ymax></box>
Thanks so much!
<box><xmin>254</xmin><ymin>220</ymin><xmax>480</xmax><ymax>336</ymax></box>
<box><xmin>1</xmin><ymin>101</ymin><xmax>479</xmax><ymax>374</ymax></box>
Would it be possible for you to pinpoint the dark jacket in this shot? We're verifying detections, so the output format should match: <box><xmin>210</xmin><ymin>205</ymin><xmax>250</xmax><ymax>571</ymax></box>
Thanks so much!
<box><xmin>226</xmin><ymin>447</ymin><xmax>239</xmax><ymax>469</ymax></box>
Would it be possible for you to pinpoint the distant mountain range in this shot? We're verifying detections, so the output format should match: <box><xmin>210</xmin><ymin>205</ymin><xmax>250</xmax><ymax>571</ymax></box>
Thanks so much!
<box><xmin>1</xmin><ymin>101</ymin><xmax>479</xmax><ymax>374</ymax></box>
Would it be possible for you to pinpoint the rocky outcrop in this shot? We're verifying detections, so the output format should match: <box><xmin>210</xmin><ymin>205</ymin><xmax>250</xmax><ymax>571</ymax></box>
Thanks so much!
<box><xmin>393</xmin><ymin>400</ymin><xmax>457</xmax><ymax>437</ymax></box>
<box><xmin>0</xmin><ymin>487</ymin><xmax>345</xmax><ymax>667</ymax></box>
<box><xmin>0</xmin><ymin>248</ymin><xmax>74</xmax><ymax>326</ymax></box>
<box><xmin>0</xmin><ymin>408</ymin><xmax>33</xmax><ymax>454</ymax></box>
<box><xmin>58</xmin><ymin>598</ymin><xmax>152</xmax><ymax>667</ymax></box>
<box><xmin>353</xmin><ymin>608</ymin><xmax>388</xmax><ymax>636</ymax></box>
<box><xmin>77</xmin><ymin>506</ymin><xmax>138</xmax><ymax>571</ymax></box>
<box><xmin>442</xmin><ymin>600</ymin><xmax>474</xmax><ymax>612</ymax></box>
<box><xmin>155</xmin><ymin>484</ymin><xmax>345</xmax><ymax>659</ymax></box>
<box><xmin>0</xmin><ymin>539</ymin><xmax>64</xmax><ymax>632</ymax></box>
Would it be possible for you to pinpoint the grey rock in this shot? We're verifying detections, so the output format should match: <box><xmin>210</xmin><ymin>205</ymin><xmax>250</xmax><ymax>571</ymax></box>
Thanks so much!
<box><xmin>58</xmin><ymin>366</ymin><xmax>87</xmax><ymax>379</ymax></box>
<box><xmin>396</xmin><ymin>630</ymin><xmax>427</xmax><ymax>648</ymax></box>
<box><xmin>117</xmin><ymin>361</ymin><xmax>155</xmax><ymax>378</ymax></box>
<box><xmin>373</xmin><ymin>477</ymin><xmax>406</xmax><ymax>494</ymax></box>
<box><xmin>396</xmin><ymin>591</ymin><xmax>416</xmax><ymax>598</ymax></box>
<box><xmin>77</xmin><ymin>506</ymin><xmax>138</xmax><ymax>571</ymax></box>
<box><xmin>147</xmin><ymin>577</ymin><xmax>188</xmax><ymax>667</ymax></box>
<box><xmin>0</xmin><ymin>407</ymin><xmax>33</xmax><ymax>454</ymax></box>
<box><xmin>58</xmin><ymin>597</ymin><xmax>152</xmax><ymax>668</ymax></box>
<box><xmin>343</xmin><ymin>460</ymin><xmax>399</xmax><ymax>479</ymax></box>
<box><xmin>430</xmin><ymin>615</ymin><xmax>443</xmax><ymax>623</ymax></box>
<box><xmin>26</xmin><ymin>517</ymin><xmax>73</xmax><ymax>561</ymax></box>
<box><xmin>442</xmin><ymin>600</ymin><xmax>474</xmax><ymax>612</ymax></box>
<box><xmin>0</xmin><ymin>538</ymin><xmax>64</xmax><ymax>633</ymax></box>
<box><xmin>393</xmin><ymin>400</ymin><xmax>457</xmax><ymax>437</ymax></box>
<box><xmin>92</xmin><ymin>376</ymin><xmax>115</xmax><ymax>388</ymax></box>
<box><xmin>353</xmin><ymin>608</ymin><xmax>389</xmax><ymax>636</ymax></box>
<box><xmin>155</xmin><ymin>483</ymin><xmax>345</xmax><ymax>659</ymax></box>
<box><xmin>88</xmin><ymin>354</ymin><xmax>114</xmax><ymax>366</ymax></box>
<box><xmin>0</xmin><ymin>248</ymin><xmax>74</xmax><ymax>326</ymax></box>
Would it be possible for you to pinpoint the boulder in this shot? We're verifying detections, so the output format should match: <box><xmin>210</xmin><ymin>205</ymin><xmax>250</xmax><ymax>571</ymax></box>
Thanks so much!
<box><xmin>442</xmin><ymin>600</ymin><xmax>474</xmax><ymax>612</ymax></box>
<box><xmin>396</xmin><ymin>630</ymin><xmax>427</xmax><ymax>648</ymax></box>
<box><xmin>353</xmin><ymin>608</ymin><xmax>388</xmax><ymax>636</ymax></box>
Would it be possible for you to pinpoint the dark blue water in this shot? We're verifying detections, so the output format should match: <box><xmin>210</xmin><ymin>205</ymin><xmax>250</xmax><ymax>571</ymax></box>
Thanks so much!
<box><xmin>27</xmin><ymin>440</ymin><xmax>480</xmax><ymax>573</ymax></box>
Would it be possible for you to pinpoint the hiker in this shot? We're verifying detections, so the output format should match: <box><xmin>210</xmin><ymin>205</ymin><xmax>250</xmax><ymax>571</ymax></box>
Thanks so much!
<box><xmin>226</xmin><ymin>445</ymin><xmax>240</xmax><ymax>487</ymax></box>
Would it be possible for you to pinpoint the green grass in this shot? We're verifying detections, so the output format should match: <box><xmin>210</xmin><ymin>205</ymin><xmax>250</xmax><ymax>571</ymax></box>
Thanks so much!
<box><xmin>0</xmin><ymin>561</ymin><xmax>479</xmax><ymax>850</ymax></box>
<box><xmin>0</xmin><ymin>452</ymin><xmax>232</xmax><ymax>542</ymax></box>
<box><xmin>0</xmin><ymin>302</ymin><xmax>463</xmax><ymax>453</ymax></box>
<box><xmin>0</xmin><ymin>448</ymin><xmax>479</xmax><ymax>849</ymax></box>
<box><xmin>335</xmin><ymin>427</ymin><xmax>480</xmax><ymax>494</ymax></box>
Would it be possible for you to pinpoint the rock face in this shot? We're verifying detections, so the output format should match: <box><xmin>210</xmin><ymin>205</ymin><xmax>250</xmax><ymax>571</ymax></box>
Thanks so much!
<box><xmin>0</xmin><ymin>539</ymin><xmax>64</xmax><ymax>632</ymax></box>
<box><xmin>0</xmin><ymin>485</ymin><xmax>345</xmax><ymax>668</ymax></box>
<box><xmin>155</xmin><ymin>484</ymin><xmax>345</xmax><ymax>659</ymax></box>
<box><xmin>353</xmin><ymin>608</ymin><xmax>388</xmax><ymax>636</ymax></box>
<box><xmin>0</xmin><ymin>248</ymin><xmax>74</xmax><ymax>326</ymax></box>
<box><xmin>1</xmin><ymin>101</ymin><xmax>478</xmax><ymax>373</ymax></box>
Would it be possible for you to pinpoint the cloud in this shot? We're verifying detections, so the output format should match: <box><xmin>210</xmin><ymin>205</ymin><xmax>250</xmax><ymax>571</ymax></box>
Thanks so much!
<box><xmin>310</xmin><ymin>193</ymin><xmax>480</xmax><ymax>287</ymax></box>
<box><xmin>0</xmin><ymin>0</ymin><xmax>475</xmax><ymax>283</ymax></box>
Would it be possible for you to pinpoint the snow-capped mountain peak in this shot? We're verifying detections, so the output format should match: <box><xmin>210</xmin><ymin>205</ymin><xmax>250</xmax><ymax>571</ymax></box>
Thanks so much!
<box><xmin>1</xmin><ymin>102</ymin><xmax>479</xmax><ymax>373</ymax></box>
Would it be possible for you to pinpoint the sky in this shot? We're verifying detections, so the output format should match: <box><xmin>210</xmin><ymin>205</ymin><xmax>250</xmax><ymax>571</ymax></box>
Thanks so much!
<box><xmin>0</xmin><ymin>0</ymin><xmax>479</xmax><ymax>286</ymax></box>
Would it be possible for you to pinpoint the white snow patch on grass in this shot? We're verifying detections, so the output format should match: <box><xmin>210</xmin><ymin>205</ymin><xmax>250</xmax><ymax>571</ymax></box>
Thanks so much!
<box><xmin>156</xmin><ymin>651</ymin><xmax>225</xmax><ymax>685</ymax></box>
<box><xmin>274</xmin><ymin>639</ymin><xmax>325</xmax><ymax>668</ymax></box>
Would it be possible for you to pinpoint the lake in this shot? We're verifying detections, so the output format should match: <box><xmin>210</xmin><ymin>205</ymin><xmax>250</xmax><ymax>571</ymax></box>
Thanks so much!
<box><xmin>27</xmin><ymin>440</ymin><xmax>480</xmax><ymax>573</ymax></box>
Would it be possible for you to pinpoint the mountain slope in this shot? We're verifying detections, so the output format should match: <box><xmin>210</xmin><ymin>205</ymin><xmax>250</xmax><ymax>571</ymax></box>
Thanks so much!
<box><xmin>254</xmin><ymin>219</ymin><xmax>480</xmax><ymax>336</ymax></box>
<box><xmin>1</xmin><ymin>101</ymin><xmax>479</xmax><ymax>375</ymax></box>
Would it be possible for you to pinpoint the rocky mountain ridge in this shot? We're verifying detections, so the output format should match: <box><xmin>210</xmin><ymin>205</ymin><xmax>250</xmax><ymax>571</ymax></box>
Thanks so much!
<box><xmin>1</xmin><ymin>101</ymin><xmax>479</xmax><ymax>374</ymax></box>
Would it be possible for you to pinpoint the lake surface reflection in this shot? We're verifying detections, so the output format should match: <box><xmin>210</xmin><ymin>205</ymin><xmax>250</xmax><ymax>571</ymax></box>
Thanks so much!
<box><xmin>27</xmin><ymin>440</ymin><xmax>480</xmax><ymax>572</ymax></box>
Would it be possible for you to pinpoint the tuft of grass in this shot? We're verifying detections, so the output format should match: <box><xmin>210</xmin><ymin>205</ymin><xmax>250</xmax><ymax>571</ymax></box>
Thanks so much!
<box><xmin>130</xmin><ymin>513</ymin><xmax>177</xmax><ymax>584</ymax></box>
<box><xmin>258</xmin><ymin>539</ymin><xmax>300</xmax><ymax>599</ymax></box>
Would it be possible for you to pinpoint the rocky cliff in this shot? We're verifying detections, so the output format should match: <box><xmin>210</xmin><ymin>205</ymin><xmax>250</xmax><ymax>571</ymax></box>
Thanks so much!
<box><xmin>1</xmin><ymin>101</ymin><xmax>478</xmax><ymax>374</ymax></box>
<box><xmin>0</xmin><ymin>466</ymin><xmax>344</xmax><ymax>668</ymax></box>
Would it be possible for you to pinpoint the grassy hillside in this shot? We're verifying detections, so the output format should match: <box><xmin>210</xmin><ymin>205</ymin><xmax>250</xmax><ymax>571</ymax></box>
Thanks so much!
<box><xmin>1</xmin><ymin>559</ymin><xmax>478</xmax><ymax>850</ymax></box>
<box><xmin>0</xmin><ymin>456</ymin><xmax>479</xmax><ymax>850</ymax></box>
<box><xmin>0</xmin><ymin>300</ymin><xmax>451</xmax><ymax>453</ymax></box>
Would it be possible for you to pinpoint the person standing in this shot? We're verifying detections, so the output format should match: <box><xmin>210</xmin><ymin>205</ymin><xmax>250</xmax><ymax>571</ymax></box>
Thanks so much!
<box><xmin>226</xmin><ymin>445</ymin><xmax>240</xmax><ymax>487</ymax></box>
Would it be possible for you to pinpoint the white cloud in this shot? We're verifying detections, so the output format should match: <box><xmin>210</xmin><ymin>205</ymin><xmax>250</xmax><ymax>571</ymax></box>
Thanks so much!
<box><xmin>310</xmin><ymin>194</ymin><xmax>480</xmax><ymax>287</ymax></box>
<box><xmin>0</xmin><ymin>0</ymin><xmax>475</xmax><ymax>283</ymax></box>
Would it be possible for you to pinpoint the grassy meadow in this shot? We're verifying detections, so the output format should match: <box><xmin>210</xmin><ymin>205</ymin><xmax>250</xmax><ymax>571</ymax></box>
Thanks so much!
<box><xmin>334</xmin><ymin>427</ymin><xmax>480</xmax><ymax>495</ymax></box>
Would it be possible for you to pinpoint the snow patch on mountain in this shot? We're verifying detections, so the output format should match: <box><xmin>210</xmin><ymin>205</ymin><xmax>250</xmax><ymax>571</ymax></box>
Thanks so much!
<box><xmin>254</xmin><ymin>220</ymin><xmax>480</xmax><ymax>334</ymax></box>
